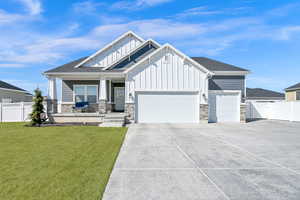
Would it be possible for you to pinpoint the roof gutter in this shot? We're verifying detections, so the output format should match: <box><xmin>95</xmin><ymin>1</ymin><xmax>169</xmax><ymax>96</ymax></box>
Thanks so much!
<box><xmin>285</xmin><ymin>87</ymin><xmax>300</xmax><ymax>92</ymax></box>
<box><xmin>212</xmin><ymin>71</ymin><xmax>250</xmax><ymax>76</ymax></box>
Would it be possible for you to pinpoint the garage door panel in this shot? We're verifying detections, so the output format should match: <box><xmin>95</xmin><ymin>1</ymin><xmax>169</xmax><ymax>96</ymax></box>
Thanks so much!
<box><xmin>209</xmin><ymin>92</ymin><xmax>240</xmax><ymax>123</ymax></box>
<box><xmin>136</xmin><ymin>92</ymin><xmax>199</xmax><ymax>123</ymax></box>
<box><xmin>217</xmin><ymin>94</ymin><xmax>239</xmax><ymax>122</ymax></box>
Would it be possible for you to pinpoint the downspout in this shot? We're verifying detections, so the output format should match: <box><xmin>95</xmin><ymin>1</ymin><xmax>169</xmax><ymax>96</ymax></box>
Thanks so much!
<box><xmin>203</xmin><ymin>72</ymin><xmax>213</xmax><ymax>104</ymax></box>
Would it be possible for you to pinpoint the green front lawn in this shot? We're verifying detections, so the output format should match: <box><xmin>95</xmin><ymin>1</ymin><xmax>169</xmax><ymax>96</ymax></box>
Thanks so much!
<box><xmin>0</xmin><ymin>123</ymin><xmax>127</xmax><ymax>200</ymax></box>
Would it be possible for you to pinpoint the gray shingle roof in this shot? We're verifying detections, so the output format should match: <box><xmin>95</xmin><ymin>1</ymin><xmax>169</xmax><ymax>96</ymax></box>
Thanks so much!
<box><xmin>285</xmin><ymin>82</ymin><xmax>300</xmax><ymax>91</ymax></box>
<box><xmin>44</xmin><ymin>57</ymin><xmax>124</xmax><ymax>73</ymax></box>
<box><xmin>108</xmin><ymin>41</ymin><xmax>158</xmax><ymax>70</ymax></box>
<box><xmin>45</xmin><ymin>55</ymin><xmax>249</xmax><ymax>74</ymax></box>
<box><xmin>246</xmin><ymin>88</ymin><xmax>284</xmax><ymax>100</ymax></box>
<box><xmin>0</xmin><ymin>80</ymin><xmax>27</xmax><ymax>92</ymax></box>
<box><xmin>192</xmin><ymin>57</ymin><xmax>249</xmax><ymax>72</ymax></box>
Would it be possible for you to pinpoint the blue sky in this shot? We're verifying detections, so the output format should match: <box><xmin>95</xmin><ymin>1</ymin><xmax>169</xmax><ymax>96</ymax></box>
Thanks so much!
<box><xmin>0</xmin><ymin>0</ymin><xmax>300</xmax><ymax>95</ymax></box>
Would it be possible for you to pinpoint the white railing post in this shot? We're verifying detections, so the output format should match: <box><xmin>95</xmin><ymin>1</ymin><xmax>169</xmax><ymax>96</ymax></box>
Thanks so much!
<box><xmin>20</xmin><ymin>102</ymin><xmax>24</xmax><ymax>121</ymax></box>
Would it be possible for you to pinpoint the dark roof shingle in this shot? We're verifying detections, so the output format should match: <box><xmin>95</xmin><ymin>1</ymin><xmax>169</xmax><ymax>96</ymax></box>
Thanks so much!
<box><xmin>285</xmin><ymin>82</ymin><xmax>300</xmax><ymax>91</ymax></box>
<box><xmin>246</xmin><ymin>88</ymin><xmax>284</xmax><ymax>99</ymax></box>
<box><xmin>45</xmin><ymin>55</ymin><xmax>250</xmax><ymax>74</ymax></box>
<box><xmin>192</xmin><ymin>57</ymin><xmax>249</xmax><ymax>72</ymax></box>
<box><xmin>0</xmin><ymin>80</ymin><xmax>27</xmax><ymax>92</ymax></box>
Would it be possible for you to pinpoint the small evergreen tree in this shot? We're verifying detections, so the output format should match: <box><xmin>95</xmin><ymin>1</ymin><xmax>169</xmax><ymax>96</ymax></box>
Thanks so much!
<box><xmin>30</xmin><ymin>88</ymin><xmax>46</xmax><ymax>126</ymax></box>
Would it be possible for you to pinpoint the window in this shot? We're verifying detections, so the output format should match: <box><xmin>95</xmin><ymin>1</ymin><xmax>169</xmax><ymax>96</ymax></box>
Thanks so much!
<box><xmin>74</xmin><ymin>85</ymin><xmax>98</xmax><ymax>103</ymax></box>
<box><xmin>87</xmin><ymin>86</ymin><xmax>97</xmax><ymax>103</ymax></box>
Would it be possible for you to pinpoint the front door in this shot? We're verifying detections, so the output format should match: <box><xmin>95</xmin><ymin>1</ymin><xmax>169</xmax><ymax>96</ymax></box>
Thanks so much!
<box><xmin>114</xmin><ymin>87</ymin><xmax>125</xmax><ymax>111</ymax></box>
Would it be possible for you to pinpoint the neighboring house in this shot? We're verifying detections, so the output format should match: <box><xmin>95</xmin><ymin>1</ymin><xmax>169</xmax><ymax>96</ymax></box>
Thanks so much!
<box><xmin>0</xmin><ymin>80</ymin><xmax>32</xmax><ymax>103</ymax></box>
<box><xmin>43</xmin><ymin>31</ymin><xmax>250</xmax><ymax>123</ymax></box>
<box><xmin>246</xmin><ymin>88</ymin><xmax>285</xmax><ymax>102</ymax></box>
<box><xmin>285</xmin><ymin>82</ymin><xmax>300</xmax><ymax>101</ymax></box>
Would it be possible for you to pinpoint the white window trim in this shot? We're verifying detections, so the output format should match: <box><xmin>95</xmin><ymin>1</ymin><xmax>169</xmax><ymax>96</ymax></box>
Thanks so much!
<box><xmin>73</xmin><ymin>85</ymin><xmax>98</xmax><ymax>103</ymax></box>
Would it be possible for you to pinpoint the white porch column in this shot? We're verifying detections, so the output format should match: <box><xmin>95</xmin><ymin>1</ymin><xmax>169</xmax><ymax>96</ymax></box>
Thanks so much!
<box><xmin>48</xmin><ymin>77</ymin><xmax>57</xmax><ymax>100</ymax></box>
<box><xmin>99</xmin><ymin>77</ymin><xmax>107</xmax><ymax>114</ymax></box>
<box><xmin>99</xmin><ymin>78</ymin><xmax>107</xmax><ymax>100</ymax></box>
<box><xmin>47</xmin><ymin>76</ymin><xmax>58</xmax><ymax>114</ymax></box>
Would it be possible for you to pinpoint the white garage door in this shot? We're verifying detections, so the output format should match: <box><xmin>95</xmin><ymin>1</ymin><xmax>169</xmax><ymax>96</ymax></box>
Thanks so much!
<box><xmin>136</xmin><ymin>91</ymin><xmax>199</xmax><ymax>123</ymax></box>
<box><xmin>209</xmin><ymin>91</ymin><xmax>240</xmax><ymax>123</ymax></box>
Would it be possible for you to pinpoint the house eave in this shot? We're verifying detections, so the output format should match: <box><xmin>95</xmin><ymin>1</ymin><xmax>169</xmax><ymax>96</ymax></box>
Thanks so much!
<box><xmin>0</xmin><ymin>87</ymin><xmax>31</xmax><ymax>94</ymax></box>
<box><xmin>43</xmin><ymin>71</ymin><xmax>126</xmax><ymax>79</ymax></box>
<box><xmin>285</xmin><ymin>87</ymin><xmax>300</xmax><ymax>92</ymax></box>
<box><xmin>213</xmin><ymin>71</ymin><xmax>250</xmax><ymax>76</ymax></box>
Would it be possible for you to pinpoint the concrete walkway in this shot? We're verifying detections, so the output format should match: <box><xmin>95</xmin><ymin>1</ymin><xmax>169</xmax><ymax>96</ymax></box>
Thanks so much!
<box><xmin>102</xmin><ymin>121</ymin><xmax>300</xmax><ymax>200</ymax></box>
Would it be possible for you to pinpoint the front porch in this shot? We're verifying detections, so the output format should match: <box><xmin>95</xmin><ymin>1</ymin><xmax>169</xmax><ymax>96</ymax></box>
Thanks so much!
<box><xmin>46</xmin><ymin>74</ymin><xmax>132</xmax><ymax>124</ymax></box>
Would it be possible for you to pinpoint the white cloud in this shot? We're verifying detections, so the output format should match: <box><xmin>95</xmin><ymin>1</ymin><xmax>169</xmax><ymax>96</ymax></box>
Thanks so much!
<box><xmin>278</xmin><ymin>26</ymin><xmax>300</xmax><ymax>40</ymax></box>
<box><xmin>1</xmin><ymin>2</ymin><xmax>300</xmax><ymax>69</ymax></box>
<box><xmin>0</xmin><ymin>9</ymin><xmax>23</xmax><ymax>24</ymax></box>
<box><xmin>72</xmin><ymin>1</ymin><xmax>106</xmax><ymax>15</ymax></box>
<box><xmin>91</xmin><ymin>19</ymin><xmax>205</xmax><ymax>39</ymax></box>
<box><xmin>111</xmin><ymin>0</ymin><xmax>173</xmax><ymax>10</ymax></box>
<box><xmin>136</xmin><ymin>0</ymin><xmax>173</xmax><ymax>6</ymax></box>
<box><xmin>17</xmin><ymin>0</ymin><xmax>42</xmax><ymax>15</ymax></box>
<box><xmin>0</xmin><ymin>63</ymin><xmax>26</xmax><ymax>68</ymax></box>
<box><xmin>177</xmin><ymin>6</ymin><xmax>223</xmax><ymax>17</ymax></box>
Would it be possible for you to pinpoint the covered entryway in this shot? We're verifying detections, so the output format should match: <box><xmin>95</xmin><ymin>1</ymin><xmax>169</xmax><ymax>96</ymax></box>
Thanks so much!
<box><xmin>208</xmin><ymin>91</ymin><xmax>240</xmax><ymax>123</ymax></box>
<box><xmin>135</xmin><ymin>91</ymin><xmax>199</xmax><ymax>123</ymax></box>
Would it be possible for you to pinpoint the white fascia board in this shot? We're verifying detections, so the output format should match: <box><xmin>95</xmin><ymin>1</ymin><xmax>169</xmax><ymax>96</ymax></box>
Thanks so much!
<box><xmin>285</xmin><ymin>87</ymin><xmax>300</xmax><ymax>92</ymax></box>
<box><xmin>124</xmin><ymin>44</ymin><xmax>213</xmax><ymax>75</ymax></box>
<box><xmin>48</xmin><ymin>72</ymin><xmax>126</xmax><ymax>80</ymax></box>
<box><xmin>209</xmin><ymin>90</ymin><xmax>242</xmax><ymax>94</ymax></box>
<box><xmin>213</xmin><ymin>71</ymin><xmax>250</xmax><ymax>76</ymax></box>
<box><xmin>134</xmin><ymin>89</ymin><xmax>200</xmax><ymax>93</ymax></box>
<box><xmin>0</xmin><ymin>87</ymin><xmax>30</xmax><ymax>94</ymax></box>
<box><xmin>74</xmin><ymin>31</ymin><xmax>145</xmax><ymax>68</ymax></box>
<box><xmin>102</xmin><ymin>39</ymin><xmax>161</xmax><ymax>70</ymax></box>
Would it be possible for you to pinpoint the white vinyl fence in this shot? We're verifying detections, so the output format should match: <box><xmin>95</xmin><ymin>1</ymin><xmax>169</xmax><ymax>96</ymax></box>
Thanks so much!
<box><xmin>246</xmin><ymin>101</ymin><xmax>300</xmax><ymax>122</ymax></box>
<box><xmin>0</xmin><ymin>102</ymin><xmax>34</xmax><ymax>122</ymax></box>
<box><xmin>0</xmin><ymin>102</ymin><xmax>48</xmax><ymax>122</ymax></box>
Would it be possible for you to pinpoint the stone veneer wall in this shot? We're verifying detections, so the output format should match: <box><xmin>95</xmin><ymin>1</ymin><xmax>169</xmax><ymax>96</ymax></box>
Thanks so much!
<box><xmin>200</xmin><ymin>104</ymin><xmax>209</xmax><ymax>123</ymax></box>
<box><xmin>240</xmin><ymin>103</ymin><xmax>246</xmax><ymax>123</ymax></box>
<box><xmin>61</xmin><ymin>103</ymin><xmax>99</xmax><ymax>113</ymax></box>
<box><xmin>106</xmin><ymin>102</ymin><xmax>113</xmax><ymax>113</ymax></box>
<box><xmin>98</xmin><ymin>100</ymin><xmax>107</xmax><ymax>114</ymax></box>
<box><xmin>125</xmin><ymin>103</ymin><xmax>135</xmax><ymax>122</ymax></box>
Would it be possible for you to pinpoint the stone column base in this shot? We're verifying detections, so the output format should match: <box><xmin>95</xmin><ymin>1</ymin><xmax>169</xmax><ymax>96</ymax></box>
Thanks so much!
<box><xmin>106</xmin><ymin>102</ymin><xmax>113</xmax><ymax>113</ymax></box>
<box><xmin>240</xmin><ymin>103</ymin><xmax>246</xmax><ymax>123</ymax></box>
<box><xmin>200</xmin><ymin>104</ymin><xmax>209</xmax><ymax>123</ymax></box>
<box><xmin>125</xmin><ymin>103</ymin><xmax>135</xmax><ymax>123</ymax></box>
<box><xmin>99</xmin><ymin>100</ymin><xmax>107</xmax><ymax>114</ymax></box>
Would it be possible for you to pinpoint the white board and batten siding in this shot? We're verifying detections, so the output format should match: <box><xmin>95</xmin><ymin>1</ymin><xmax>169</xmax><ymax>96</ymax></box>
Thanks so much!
<box><xmin>124</xmin><ymin>47</ymin><xmax>208</xmax><ymax>123</ymax></box>
<box><xmin>125</xmin><ymin>47</ymin><xmax>208</xmax><ymax>104</ymax></box>
<box><xmin>85</xmin><ymin>35</ymin><xmax>143</xmax><ymax>68</ymax></box>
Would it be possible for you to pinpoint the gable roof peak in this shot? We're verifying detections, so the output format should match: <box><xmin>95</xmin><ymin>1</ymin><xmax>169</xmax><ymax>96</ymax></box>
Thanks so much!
<box><xmin>74</xmin><ymin>31</ymin><xmax>145</xmax><ymax>68</ymax></box>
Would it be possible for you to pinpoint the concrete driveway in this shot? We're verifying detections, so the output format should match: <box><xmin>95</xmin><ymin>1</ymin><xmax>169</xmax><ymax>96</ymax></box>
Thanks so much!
<box><xmin>103</xmin><ymin>120</ymin><xmax>300</xmax><ymax>200</ymax></box>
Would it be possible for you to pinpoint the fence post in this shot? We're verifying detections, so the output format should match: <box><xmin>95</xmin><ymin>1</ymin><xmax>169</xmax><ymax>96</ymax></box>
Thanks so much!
<box><xmin>20</xmin><ymin>102</ymin><xmax>24</xmax><ymax>121</ymax></box>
